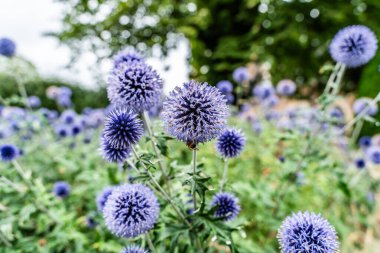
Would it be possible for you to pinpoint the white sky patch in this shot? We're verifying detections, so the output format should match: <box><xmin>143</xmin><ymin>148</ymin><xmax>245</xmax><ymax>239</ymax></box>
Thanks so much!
<box><xmin>0</xmin><ymin>0</ymin><xmax>188</xmax><ymax>93</ymax></box>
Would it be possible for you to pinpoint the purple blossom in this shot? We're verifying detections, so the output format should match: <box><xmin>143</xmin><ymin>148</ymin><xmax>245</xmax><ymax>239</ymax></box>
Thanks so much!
<box><xmin>252</xmin><ymin>82</ymin><xmax>275</xmax><ymax>100</ymax></box>
<box><xmin>330</xmin><ymin>25</ymin><xmax>378</xmax><ymax>68</ymax></box>
<box><xmin>210</xmin><ymin>192</ymin><xmax>240</xmax><ymax>221</ymax></box>
<box><xmin>216</xmin><ymin>80</ymin><xmax>234</xmax><ymax>93</ymax></box>
<box><xmin>114</xmin><ymin>49</ymin><xmax>144</xmax><ymax>67</ymax></box>
<box><xmin>103</xmin><ymin>184</ymin><xmax>159</xmax><ymax>238</ymax></box>
<box><xmin>216</xmin><ymin>128</ymin><xmax>246</xmax><ymax>158</ymax></box>
<box><xmin>120</xmin><ymin>245</ymin><xmax>148</xmax><ymax>253</ymax></box>
<box><xmin>96</xmin><ymin>186</ymin><xmax>117</xmax><ymax>212</ymax></box>
<box><xmin>276</xmin><ymin>79</ymin><xmax>296</xmax><ymax>96</ymax></box>
<box><xmin>27</xmin><ymin>96</ymin><xmax>41</xmax><ymax>108</ymax></box>
<box><xmin>232</xmin><ymin>67</ymin><xmax>249</xmax><ymax>83</ymax></box>
<box><xmin>107</xmin><ymin>62</ymin><xmax>163</xmax><ymax>112</ymax></box>
<box><xmin>352</xmin><ymin>98</ymin><xmax>378</xmax><ymax>116</ymax></box>
<box><xmin>53</xmin><ymin>181</ymin><xmax>71</xmax><ymax>198</ymax></box>
<box><xmin>366</xmin><ymin>146</ymin><xmax>380</xmax><ymax>164</ymax></box>
<box><xmin>100</xmin><ymin>137</ymin><xmax>130</xmax><ymax>163</ymax></box>
<box><xmin>162</xmin><ymin>80</ymin><xmax>229</xmax><ymax>146</ymax></box>
<box><xmin>0</xmin><ymin>38</ymin><xmax>16</xmax><ymax>57</ymax></box>
<box><xmin>0</xmin><ymin>144</ymin><xmax>20</xmax><ymax>162</ymax></box>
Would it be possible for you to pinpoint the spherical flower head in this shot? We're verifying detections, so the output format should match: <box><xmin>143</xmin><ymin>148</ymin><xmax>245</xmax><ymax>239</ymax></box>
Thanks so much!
<box><xmin>0</xmin><ymin>38</ymin><xmax>16</xmax><ymax>57</ymax></box>
<box><xmin>232</xmin><ymin>67</ymin><xmax>249</xmax><ymax>83</ymax></box>
<box><xmin>359</xmin><ymin>136</ymin><xmax>372</xmax><ymax>149</ymax></box>
<box><xmin>100</xmin><ymin>138</ymin><xmax>130</xmax><ymax>163</ymax></box>
<box><xmin>53</xmin><ymin>181</ymin><xmax>71</xmax><ymax>198</ymax></box>
<box><xmin>277</xmin><ymin>79</ymin><xmax>296</xmax><ymax>96</ymax></box>
<box><xmin>262</xmin><ymin>95</ymin><xmax>279</xmax><ymax>108</ymax></box>
<box><xmin>27</xmin><ymin>96</ymin><xmax>41</xmax><ymax>108</ymax></box>
<box><xmin>216</xmin><ymin>128</ymin><xmax>246</xmax><ymax>158</ymax></box>
<box><xmin>107</xmin><ymin>62</ymin><xmax>163</xmax><ymax>112</ymax></box>
<box><xmin>55</xmin><ymin>124</ymin><xmax>70</xmax><ymax>138</ymax></box>
<box><xmin>355</xmin><ymin>158</ymin><xmax>366</xmax><ymax>169</ymax></box>
<box><xmin>60</xmin><ymin>110</ymin><xmax>77</xmax><ymax>125</ymax></box>
<box><xmin>210</xmin><ymin>192</ymin><xmax>240</xmax><ymax>222</ymax></box>
<box><xmin>96</xmin><ymin>186</ymin><xmax>117</xmax><ymax>212</ymax></box>
<box><xmin>161</xmin><ymin>80</ymin><xmax>229</xmax><ymax>146</ymax></box>
<box><xmin>103</xmin><ymin>108</ymin><xmax>144</xmax><ymax>149</ymax></box>
<box><xmin>103</xmin><ymin>183</ymin><xmax>160</xmax><ymax>238</ymax></box>
<box><xmin>114</xmin><ymin>49</ymin><xmax>144</xmax><ymax>67</ymax></box>
<box><xmin>278</xmin><ymin>211</ymin><xmax>339</xmax><ymax>253</ymax></box>
<box><xmin>330</xmin><ymin>25</ymin><xmax>378</xmax><ymax>68</ymax></box>
<box><xmin>252</xmin><ymin>82</ymin><xmax>275</xmax><ymax>100</ymax></box>
<box><xmin>120</xmin><ymin>245</ymin><xmax>148</xmax><ymax>253</ymax></box>
<box><xmin>366</xmin><ymin>146</ymin><xmax>380</xmax><ymax>164</ymax></box>
<box><xmin>0</xmin><ymin>144</ymin><xmax>20</xmax><ymax>162</ymax></box>
<box><xmin>352</xmin><ymin>97</ymin><xmax>378</xmax><ymax>116</ymax></box>
<box><xmin>225</xmin><ymin>93</ymin><xmax>235</xmax><ymax>105</ymax></box>
<box><xmin>216</xmin><ymin>80</ymin><xmax>234</xmax><ymax>93</ymax></box>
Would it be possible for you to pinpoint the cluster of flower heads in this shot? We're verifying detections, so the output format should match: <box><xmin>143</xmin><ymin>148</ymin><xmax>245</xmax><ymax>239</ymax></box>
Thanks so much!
<box><xmin>277</xmin><ymin>211</ymin><xmax>339</xmax><ymax>253</ymax></box>
<box><xmin>330</xmin><ymin>25</ymin><xmax>378</xmax><ymax>68</ymax></box>
<box><xmin>162</xmin><ymin>80</ymin><xmax>229</xmax><ymax>146</ymax></box>
<box><xmin>103</xmin><ymin>183</ymin><xmax>159</xmax><ymax>238</ymax></box>
<box><xmin>0</xmin><ymin>38</ymin><xmax>16</xmax><ymax>57</ymax></box>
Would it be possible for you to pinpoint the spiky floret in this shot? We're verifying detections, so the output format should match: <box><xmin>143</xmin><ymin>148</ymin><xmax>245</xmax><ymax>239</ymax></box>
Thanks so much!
<box><xmin>103</xmin><ymin>184</ymin><xmax>160</xmax><ymax>238</ymax></box>
<box><xmin>216</xmin><ymin>128</ymin><xmax>246</xmax><ymax>158</ymax></box>
<box><xmin>0</xmin><ymin>144</ymin><xmax>20</xmax><ymax>162</ymax></box>
<box><xmin>96</xmin><ymin>186</ymin><xmax>117</xmax><ymax>212</ymax></box>
<box><xmin>53</xmin><ymin>181</ymin><xmax>71</xmax><ymax>198</ymax></box>
<box><xmin>114</xmin><ymin>49</ymin><xmax>144</xmax><ymax>67</ymax></box>
<box><xmin>100</xmin><ymin>137</ymin><xmax>130</xmax><ymax>163</ymax></box>
<box><xmin>210</xmin><ymin>192</ymin><xmax>240</xmax><ymax>222</ymax></box>
<box><xmin>162</xmin><ymin>80</ymin><xmax>229</xmax><ymax>146</ymax></box>
<box><xmin>120</xmin><ymin>245</ymin><xmax>148</xmax><ymax>253</ymax></box>
<box><xmin>277</xmin><ymin>211</ymin><xmax>339</xmax><ymax>253</ymax></box>
<box><xmin>107</xmin><ymin>62</ymin><xmax>163</xmax><ymax>112</ymax></box>
<box><xmin>330</xmin><ymin>25</ymin><xmax>378</xmax><ymax>68</ymax></box>
<box><xmin>103</xmin><ymin>108</ymin><xmax>144</xmax><ymax>149</ymax></box>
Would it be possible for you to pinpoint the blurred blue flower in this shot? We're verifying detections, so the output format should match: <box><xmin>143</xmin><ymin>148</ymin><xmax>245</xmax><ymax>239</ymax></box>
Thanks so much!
<box><xmin>96</xmin><ymin>186</ymin><xmax>116</xmax><ymax>212</ymax></box>
<box><xmin>27</xmin><ymin>96</ymin><xmax>41</xmax><ymax>109</ymax></box>
<box><xmin>366</xmin><ymin>146</ymin><xmax>380</xmax><ymax>164</ymax></box>
<box><xmin>276</xmin><ymin>79</ymin><xmax>296</xmax><ymax>96</ymax></box>
<box><xmin>0</xmin><ymin>38</ymin><xmax>16</xmax><ymax>57</ymax></box>
<box><xmin>53</xmin><ymin>181</ymin><xmax>71</xmax><ymax>198</ymax></box>
<box><xmin>330</xmin><ymin>25</ymin><xmax>378</xmax><ymax>68</ymax></box>
<box><xmin>278</xmin><ymin>211</ymin><xmax>339</xmax><ymax>253</ymax></box>
<box><xmin>86</xmin><ymin>216</ymin><xmax>97</xmax><ymax>228</ymax></box>
<box><xmin>103</xmin><ymin>108</ymin><xmax>143</xmax><ymax>149</ymax></box>
<box><xmin>107</xmin><ymin>62</ymin><xmax>163</xmax><ymax>112</ymax></box>
<box><xmin>359</xmin><ymin>136</ymin><xmax>372</xmax><ymax>149</ymax></box>
<box><xmin>211</xmin><ymin>192</ymin><xmax>240</xmax><ymax>221</ymax></box>
<box><xmin>162</xmin><ymin>80</ymin><xmax>229</xmax><ymax>146</ymax></box>
<box><xmin>0</xmin><ymin>144</ymin><xmax>20</xmax><ymax>162</ymax></box>
<box><xmin>232</xmin><ymin>67</ymin><xmax>249</xmax><ymax>83</ymax></box>
<box><xmin>216</xmin><ymin>128</ymin><xmax>245</xmax><ymax>158</ymax></box>
<box><xmin>352</xmin><ymin>97</ymin><xmax>378</xmax><ymax>116</ymax></box>
<box><xmin>216</xmin><ymin>80</ymin><xmax>234</xmax><ymax>93</ymax></box>
<box><xmin>103</xmin><ymin>184</ymin><xmax>159</xmax><ymax>238</ymax></box>
<box><xmin>60</xmin><ymin>110</ymin><xmax>77</xmax><ymax>125</ymax></box>
<box><xmin>355</xmin><ymin>158</ymin><xmax>366</xmax><ymax>169</ymax></box>
<box><xmin>252</xmin><ymin>82</ymin><xmax>275</xmax><ymax>100</ymax></box>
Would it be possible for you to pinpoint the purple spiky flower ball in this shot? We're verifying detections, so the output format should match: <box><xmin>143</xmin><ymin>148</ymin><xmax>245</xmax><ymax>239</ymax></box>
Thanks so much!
<box><xmin>96</xmin><ymin>186</ymin><xmax>117</xmax><ymax>212</ymax></box>
<box><xmin>210</xmin><ymin>192</ymin><xmax>240</xmax><ymax>222</ymax></box>
<box><xmin>120</xmin><ymin>245</ymin><xmax>148</xmax><ymax>253</ymax></box>
<box><xmin>0</xmin><ymin>144</ymin><xmax>20</xmax><ymax>162</ymax></box>
<box><xmin>216</xmin><ymin>128</ymin><xmax>246</xmax><ymax>158</ymax></box>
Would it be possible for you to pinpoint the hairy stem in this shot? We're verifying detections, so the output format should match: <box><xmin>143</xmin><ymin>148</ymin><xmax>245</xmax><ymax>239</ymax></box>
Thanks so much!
<box><xmin>145</xmin><ymin>233</ymin><xmax>157</xmax><ymax>253</ymax></box>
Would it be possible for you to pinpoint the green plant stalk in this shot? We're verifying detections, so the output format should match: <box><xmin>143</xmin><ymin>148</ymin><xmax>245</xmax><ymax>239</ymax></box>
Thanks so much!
<box><xmin>12</xmin><ymin>161</ymin><xmax>58</xmax><ymax>223</ymax></box>
<box><xmin>0</xmin><ymin>175</ymin><xmax>23</xmax><ymax>193</ymax></box>
<box><xmin>219</xmin><ymin>158</ymin><xmax>229</xmax><ymax>192</ymax></box>
<box><xmin>341</xmin><ymin>92</ymin><xmax>380</xmax><ymax>134</ymax></box>
<box><xmin>192</xmin><ymin>148</ymin><xmax>197</xmax><ymax>211</ymax></box>
<box><xmin>130</xmin><ymin>146</ymin><xmax>191</xmax><ymax>227</ymax></box>
<box><xmin>350</xmin><ymin>120</ymin><xmax>364</xmax><ymax>147</ymax></box>
<box><xmin>142</xmin><ymin>111</ymin><xmax>169</xmax><ymax>184</ymax></box>
<box><xmin>0</xmin><ymin>231</ymin><xmax>11</xmax><ymax>247</ymax></box>
<box><xmin>145</xmin><ymin>233</ymin><xmax>157</xmax><ymax>253</ymax></box>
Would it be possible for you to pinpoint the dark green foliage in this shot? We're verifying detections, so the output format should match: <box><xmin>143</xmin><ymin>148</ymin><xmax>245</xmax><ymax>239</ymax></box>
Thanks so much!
<box><xmin>53</xmin><ymin>0</ymin><xmax>380</xmax><ymax>89</ymax></box>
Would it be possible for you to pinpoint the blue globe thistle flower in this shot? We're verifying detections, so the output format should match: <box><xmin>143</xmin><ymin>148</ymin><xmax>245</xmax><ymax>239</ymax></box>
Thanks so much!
<box><xmin>103</xmin><ymin>108</ymin><xmax>144</xmax><ymax>149</ymax></box>
<box><xmin>262</xmin><ymin>95</ymin><xmax>279</xmax><ymax>108</ymax></box>
<box><xmin>276</xmin><ymin>79</ymin><xmax>296</xmax><ymax>96</ymax></box>
<box><xmin>0</xmin><ymin>144</ymin><xmax>20</xmax><ymax>162</ymax></box>
<box><xmin>366</xmin><ymin>146</ymin><xmax>380</xmax><ymax>164</ymax></box>
<box><xmin>252</xmin><ymin>82</ymin><xmax>275</xmax><ymax>100</ymax></box>
<box><xmin>216</xmin><ymin>80</ymin><xmax>234</xmax><ymax>93</ymax></box>
<box><xmin>55</xmin><ymin>124</ymin><xmax>70</xmax><ymax>138</ymax></box>
<box><xmin>100</xmin><ymin>138</ymin><xmax>130</xmax><ymax>163</ymax></box>
<box><xmin>0</xmin><ymin>38</ymin><xmax>16</xmax><ymax>57</ymax></box>
<box><xmin>120</xmin><ymin>245</ymin><xmax>148</xmax><ymax>253</ymax></box>
<box><xmin>211</xmin><ymin>192</ymin><xmax>240</xmax><ymax>222</ymax></box>
<box><xmin>252</xmin><ymin>120</ymin><xmax>262</xmax><ymax>134</ymax></box>
<box><xmin>27</xmin><ymin>96</ymin><xmax>41</xmax><ymax>108</ymax></box>
<box><xmin>107</xmin><ymin>62</ymin><xmax>163</xmax><ymax>112</ymax></box>
<box><xmin>71</xmin><ymin>123</ymin><xmax>83</xmax><ymax>136</ymax></box>
<box><xmin>359</xmin><ymin>136</ymin><xmax>372</xmax><ymax>149</ymax></box>
<box><xmin>352</xmin><ymin>98</ymin><xmax>378</xmax><ymax>116</ymax></box>
<box><xmin>103</xmin><ymin>184</ymin><xmax>160</xmax><ymax>238</ymax></box>
<box><xmin>330</xmin><ymin>25</ymin><xmax>378</xmax><ymax>68</ymax></box>
<box><xmin>60</xmin><ymin>110</ymin><xmax>77</xmax><ymax>125</ymax></box>
<box><xmin>216</xmin><ymin>128</ymin><xmax>246</xmax><ymax>158</ymax></box>
<box><xmin>278</xmin><ymin>211</ymin><xmax>339</xmax><ymax>253</ymax></box>
<box><xmin>355</xmin><ymin>158</ymin><xmax>366</xmax><ymax>169</ymax></box>
<box><xmin>232</xmin><ymin>67</ymin><xmax>249</xmax><ymax>83</ymax></box>
<box><xmin>96</xmin><ymin>186</ymin><xmax>117</xmax><ymax>212</ymax></box>
<box><xmin>53</xmin><ymin>181</ymin><xmax>71</xmax><ymax>198</ymax></box>
<box><xmin>114</xmin><ymin>49</ymin><xmax>144</xmax><ymax>67</ymax></box>
<box><xmin>162</xmin><ymin>80</ymin><xmax>229</xmax><ymax>146</ymax></box>
<box><xmin>225</xmin><ymin>93</ymin><xmax>235</xmax><ymax>105</ymax></box>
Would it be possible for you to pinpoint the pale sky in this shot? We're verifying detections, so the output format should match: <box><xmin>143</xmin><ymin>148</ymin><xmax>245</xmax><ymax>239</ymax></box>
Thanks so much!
<box><xmin>0</xmin><ymin>0</ymin><xmax>188</xmax><ymax>93</ymax></box>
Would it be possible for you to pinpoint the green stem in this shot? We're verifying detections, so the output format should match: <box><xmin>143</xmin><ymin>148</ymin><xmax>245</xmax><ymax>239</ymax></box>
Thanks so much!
<box><xmin>219</xmin><ymin>158</ymin><xmax>229</xmax><ymax>192</ymax></box>
<box><xmin>130</xmin><ymin>146</ymin><xmax>191</xmax><ymax>227</ymax></box>
<box><xmin>0</xmin><ymin>175</ymin><xmax>23</xmax><ymax>193</ymax></box>
<box><xmin>142</xmin><ymin>111</ymin><xmax>170</xmax><ymax>187</ymax></box>
<box><xmin>192</xmin><ymin>148</ymin><xmax>197</xmax><ymax>211</ymax></box>
<box><xmin>0</xmin><ymin>231</ymin><xmax>11</xmax><ymax>247</ymax></box>
<box><xmin>145</xmin><ymin>233</ymin><xmax>157</xmax><ymax>253</ymax></box>
<box><xmin>350</xmin><ymin>120</ymin><xmax>364</xmax><ymax>147</ymax></box>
